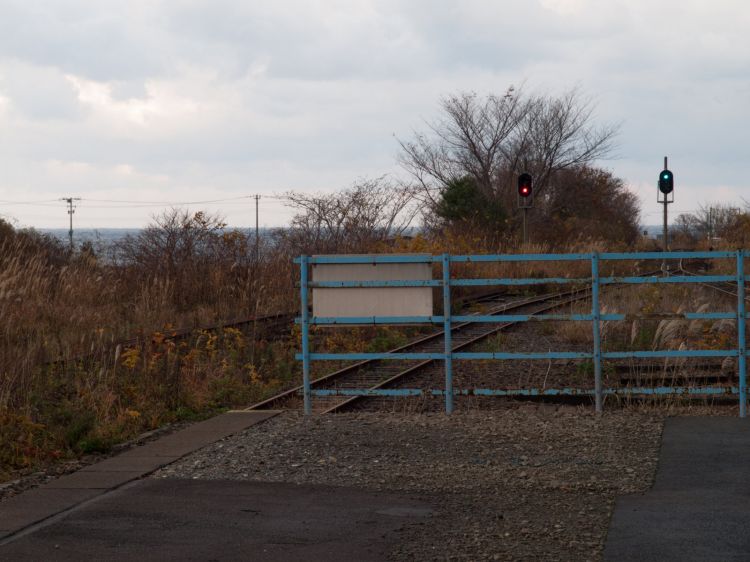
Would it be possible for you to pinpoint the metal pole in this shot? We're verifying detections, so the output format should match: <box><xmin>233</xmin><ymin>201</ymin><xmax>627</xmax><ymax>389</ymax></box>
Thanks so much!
<box><xmin>663</xmin><ymin>195</ymin><xmax>669</xmax><ymax>252</ymax></box>
<box><xmin>664</xmin><ymin>156</ymin><xmax>669</xmax><ymax>252</ymax></box>
<box><xmin>737</xmin><ymin>250</ymin><xmax>746</xmax><ymax>418</ymax></box>
<box><xmin>68</xmin><ymin>200</ymin><xmax>74</xmax><ymax>251</ymax></box>
<box><xmin>442</xmin><ymin>253</ymin><xmax>453</xmax><ymax>414</ymax></box>
<box><xmin>61</xmin><ymin>197</ymin><xmax>81</xmax><ymax>252</ymax></box>
<box><xmin>523</xmin><ymin>207</ymin><xmax>528</xmax><ymax>245</ymax></box>
<box><xmin>591</xmin><ymin>252</ymin><xmax>603</xmax><ymax>413</ymax></box>
<box><xmin>255</xmin><ymin>194</ymin><xmax>260</xmax><ymax>263</ymax></box>
<box><xmin>301</xmin><ymin>256</ymin><xmax>312</xmax><ymax>415</ymax></box>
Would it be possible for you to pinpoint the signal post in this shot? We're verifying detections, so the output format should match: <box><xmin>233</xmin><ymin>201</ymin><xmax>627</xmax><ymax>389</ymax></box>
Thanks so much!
<box><xmin>658</xmin><ymin>157</ymin><xmax>674</xmax><ymax>273</ymax></box>
<box><xmin>658</xmin><ymin>156</ymin><xmax>674</xmax><ymax>252</ymax></box>
<box><xmin>518</xmin><ymin>172</ymin><xmax>533</xmax><ymax>244</ymax></box>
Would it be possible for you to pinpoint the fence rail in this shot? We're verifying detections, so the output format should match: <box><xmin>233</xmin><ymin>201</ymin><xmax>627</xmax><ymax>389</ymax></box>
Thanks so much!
<box><xmin>295</xmin><ymin>251</ymin><xmax>748</xmax><ymax>417</ymax></box>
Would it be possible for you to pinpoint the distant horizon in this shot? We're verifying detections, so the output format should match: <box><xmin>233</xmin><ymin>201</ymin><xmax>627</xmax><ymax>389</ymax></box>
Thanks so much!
<box><xmin>34</xmin><ymin>225</ymin><xmax>280</xmax><ymax>231</ymax></box>
<box><xmin>39</xmin><ymin>225</ymin><xmax>672</xmax><ymax>230</ymax></box>
<box><xmin>37</xmin><ymin>224</ymin><xmax>672</xmax><ymax>234</ymax></box>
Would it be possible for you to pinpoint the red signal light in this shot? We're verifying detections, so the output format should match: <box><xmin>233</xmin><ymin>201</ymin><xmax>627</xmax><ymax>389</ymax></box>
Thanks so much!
<box><xmin>518</xmin><ymin>173</ymin><xmax>533</xmax><ymax>198</ymax></box>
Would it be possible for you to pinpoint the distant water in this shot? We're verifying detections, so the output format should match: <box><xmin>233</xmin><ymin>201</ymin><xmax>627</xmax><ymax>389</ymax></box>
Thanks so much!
<box><xmin>642</xmin><ymin>225</ymin><xmax>666</xmax><ymax>238</ymax></box>
<box><xmin>41</xmin><ymin>228</ymin><xmax>142</xmax><ymax>248</ymax></box>
<box><xmin>38</xmin><ymin>228</ymin><xmax>142</xmax><ymax>249</ymax></box>
<box><xmin>41</xmin><ymin>225</ymin><xmax>660</xmax><ymax>249</ymax></box>
<box><xmin>40</xmin><ymin>227</ymin><xmax>277</xmax><ymax>250</ymax></box>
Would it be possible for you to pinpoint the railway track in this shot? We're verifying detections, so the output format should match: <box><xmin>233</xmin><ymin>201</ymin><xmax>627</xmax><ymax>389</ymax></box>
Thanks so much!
<box><xmin>677</xmin><ymin>258</ymin><xmax>749</xmax><ymax>300</ymax></box>
<box><xmin>49</xmin><ymin>284</ymin><xmax>515</xmax><ymax>371</ymax></box>
<box><xmin>591</xmin><ymin>257</ymin><xmax>744</xmax><ymax>391</ymax></box>
<box><xmin>248</xmin><ymin>286</ymin><xmax>593</xmax><ymax>413</ymax></box>
<box><xmin>48</xmin><ymin>311</ymin><xmax>295</xmax><ymax>367</ymax></box>
<box><xmin>248</xmin><ymin>259</ymin><xmax>750</xmax><ymax>414</ymax></box>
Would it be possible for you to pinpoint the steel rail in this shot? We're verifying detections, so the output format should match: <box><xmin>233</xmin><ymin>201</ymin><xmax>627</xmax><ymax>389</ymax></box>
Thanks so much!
<box><xmin>245</xmin><ymin>289</ymin><xmax>512</xmax><ymax>410</ymax></box>
<box><xmin>321</xmin><ymin>290</ymin><xmax>591</xmax><ymax>414</ymax></box>
<box><xmin>250</xmin><ymin>266</ymin><xmax>696</xmax><ymax>414</ymax></box>
<box><xmin>317</xmin><ymin>268</ymin><xmax>682</xmax><ymax>413</ymax></box>
<box><xmin>678</xmin><ymin>258</ymin><xmax>750</xmax><ymax>301</ymax></box>
<box><xmin>46</xmin><ymin>311</ymin><xmax>295</xmax><ymax>367</ymax></box>
<box><xmin>247</xmin><ymin>287</ymin><xmax>591</xmax><ymax>412</ymax></box>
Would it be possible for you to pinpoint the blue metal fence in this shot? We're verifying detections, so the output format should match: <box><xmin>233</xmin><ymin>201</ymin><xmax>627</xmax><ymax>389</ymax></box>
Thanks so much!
<box><xmin>295</xmin><ymin>251</ymin><xmax>748</xmax><ymax>417</ymax></box>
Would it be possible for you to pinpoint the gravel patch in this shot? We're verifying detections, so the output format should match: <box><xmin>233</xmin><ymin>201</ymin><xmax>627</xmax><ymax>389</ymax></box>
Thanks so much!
<box><xmin>156</xmin><ymin>406</ymin><xmax>664</xmax><ymax>561</ymax></box>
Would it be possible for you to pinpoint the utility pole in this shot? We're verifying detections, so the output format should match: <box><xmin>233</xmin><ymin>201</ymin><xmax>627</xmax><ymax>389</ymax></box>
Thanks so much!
<box><xmin>250</xmin><ymin>194</ymin><xmax>262</xmax><ymax>365</ymax></box>
<box><xmin>657</xmin><ymin>157</ymin><xmax>674</xmax><ymax>272</ymax></box>
<box><xmin>254</xmin><ymin>194</ymin><xmax>260</xmax><ymax>263</ymax></box>
<box><xmin>61</xmin><ymin>197</ymin><xmax>81</xmax><ymax>251</ymax></box>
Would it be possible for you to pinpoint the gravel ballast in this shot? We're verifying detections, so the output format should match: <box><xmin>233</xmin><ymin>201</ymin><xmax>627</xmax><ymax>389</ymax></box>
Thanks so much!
<box><xmin>156</xmin><ymin>406</ymin><xmax>664</xmax><ymax>561</ymax></box>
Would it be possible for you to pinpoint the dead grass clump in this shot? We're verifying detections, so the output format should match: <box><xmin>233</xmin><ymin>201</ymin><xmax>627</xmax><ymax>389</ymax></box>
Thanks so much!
<box><xmin>0</xmin><ymin>212</ymin><xmax>303</xmax><ymax>477</ymax></box>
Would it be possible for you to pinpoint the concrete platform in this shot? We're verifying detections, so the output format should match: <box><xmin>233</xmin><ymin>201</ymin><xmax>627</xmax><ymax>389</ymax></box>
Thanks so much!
<box><xmin>0</xmin><ymin>411</ymin><xmax>279</xmax><ymax>540</ymax></box>
<box><xmin>0</xmin><ymin>479</ymin><xmax>434</xmax><ymax>561</ymax></box>
<box><xmin>79</xmin><ymin>455</ymin><xmax>179</xmax><ymax>473</ymax></box>
<box><xmin>604</xmin><ymin>416</ymin><xmax>750</xmax><ymax>561</ymax></box>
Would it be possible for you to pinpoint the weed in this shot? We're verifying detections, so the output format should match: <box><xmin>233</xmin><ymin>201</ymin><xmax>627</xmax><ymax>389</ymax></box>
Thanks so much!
<box><xmin>478</xmin><ymin>333</ymin><xmax>506</xmax><ymax>352</ymax></box>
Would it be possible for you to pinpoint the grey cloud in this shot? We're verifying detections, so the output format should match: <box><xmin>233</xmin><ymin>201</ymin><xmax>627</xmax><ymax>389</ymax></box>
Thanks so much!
<box><xmin>1</xmin><ymin>0</ymin><xmax>749</xmax><ymax>228</ymax></box>
<box><xmin>0</xmin><ymin>1</ymin><xmax>166</xmax><ymax>81</ymax></box>
<box><xmin>0</xmin><ymin>60</ymin><xmax>84</xmax><ymax>120</ymax></box>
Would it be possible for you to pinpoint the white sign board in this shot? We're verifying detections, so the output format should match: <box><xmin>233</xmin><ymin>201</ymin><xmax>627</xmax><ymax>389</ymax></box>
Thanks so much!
<box><xmin>312</xmin><ymin>255</ymin><xmax>433</xmax><ymax>319</ymax></box>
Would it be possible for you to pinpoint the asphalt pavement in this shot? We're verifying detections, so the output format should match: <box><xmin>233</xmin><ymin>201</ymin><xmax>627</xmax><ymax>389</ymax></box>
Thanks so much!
<box><xmin>0</xmin><ymin>409</ymin><xmax>434</xmax><ymax>561</ymax></box>
<box><xmin>604</xmin><ymin>416</ymin><xmax>750</xmax><ymax>561</ymax></box>
<box><xmin>0</xmin><ymin>411</ymin><xmax>279</xmax><ymax>542</ymax></box>
<box><xmin>0</xmin><ymin>479</ymin><xmax>434</xmax><ymax>561</ymax></box>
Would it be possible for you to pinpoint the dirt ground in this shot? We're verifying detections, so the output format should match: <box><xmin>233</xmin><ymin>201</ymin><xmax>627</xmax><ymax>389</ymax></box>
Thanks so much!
<box><xmin>156</xmin><ymin>406</ymin><xmax>665</xmax><ymax>561</ymax></box>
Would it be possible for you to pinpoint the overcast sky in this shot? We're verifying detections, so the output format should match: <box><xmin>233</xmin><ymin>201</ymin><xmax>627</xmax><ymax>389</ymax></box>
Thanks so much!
<box><xmin>0</xmin><ymin>0</ymin><xmax>748</xmax><ymax>228</ymax></box>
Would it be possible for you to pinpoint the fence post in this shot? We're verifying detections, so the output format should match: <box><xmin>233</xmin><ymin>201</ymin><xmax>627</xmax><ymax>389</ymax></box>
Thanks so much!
<box><xmin>591</xmin><ymin>252</ymin><xmax>603</xmax><ymax>413</ymax></box>
<box><xmin>443</xmin><ymin>253</ymin><xmax>453</xmax><ymax>414</ymax></box>
<box><xmin>737</xmin><ymin>250</ymin><xmax>746</xmax><ymax>418</ymax></box>
<box><xmin>301</xmin><ymin>255</ymin><xmax>312</xmax><ymax>416</ymax></box>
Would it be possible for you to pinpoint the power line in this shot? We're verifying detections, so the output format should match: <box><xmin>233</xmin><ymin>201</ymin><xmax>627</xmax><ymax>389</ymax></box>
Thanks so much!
<box><xmin>0</xmin><ymin>199</ymin><xmax>64</xmax><ymax>206</ymax></box>
<box><xmin>81</xmin><ymin>194</ymin><xmax>288</xmax><ymax>204</ymax></box>
<box><xmin>0</xmin><ymin>194</ymin><xmax>289</xmax><ymax>209</ymax></box>
<box><xmin>82</xmin><ymin>195</ymin><xmax>258</xmax><ymax>205</ymax></box>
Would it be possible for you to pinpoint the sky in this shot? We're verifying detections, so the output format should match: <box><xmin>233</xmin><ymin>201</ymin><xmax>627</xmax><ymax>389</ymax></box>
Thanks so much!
<box><xmin>0</xmin><ymin>0</ymin><xmax>748</xmax><ymax>228</ymax></box>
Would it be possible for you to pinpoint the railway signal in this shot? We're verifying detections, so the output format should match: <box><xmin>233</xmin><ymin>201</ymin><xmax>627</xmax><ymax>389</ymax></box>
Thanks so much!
<box><xmin>517</xmin><ymin>172</ymin><xmax>533</xmax><ymax>244</ymax></box>
<box><xmin>518</xmin><ymin>173</ymin><xmax>533</xmax><ymax>199</ymax></box>
<box><xmin>659</xmin><ymin>169</ymin><xmax>674</xmax><ymax>194</ymax></box>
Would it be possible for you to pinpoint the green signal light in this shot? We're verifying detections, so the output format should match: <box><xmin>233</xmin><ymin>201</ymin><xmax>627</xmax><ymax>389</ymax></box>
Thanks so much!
<box><xmin>658</xmin><ymin>168</ymin><xmax>674</xmax><ymax>194</ymax></box>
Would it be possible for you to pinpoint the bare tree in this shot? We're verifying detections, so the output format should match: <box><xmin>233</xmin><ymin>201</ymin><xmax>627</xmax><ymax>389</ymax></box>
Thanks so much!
<box><xmin>675</xmin><ymin>204</ymin><xmax>742</xmax><ymax>244</ymax></box>
<box><xmin>114</xmin><ymin>209</ymin><xmax>230</xmax><ymax>308</ymax></box>
<box><xmin>398</xmin><ymin>86</ymin><xmax>530</xmax><ymax>205</ymax></box>
<box><xmin>398</xmin><ymin>86</ymin><xmax>619</xmax><ymax>214</ymax></box>
<box><xmin>511</xmin><ymin>88</ymin><xmax>620</xmax><ymax>199</ymax></box>
<box><xmin>278</xmin><ymin>177</ymin><xmax>419</xmax><ymax>255</ymax></box>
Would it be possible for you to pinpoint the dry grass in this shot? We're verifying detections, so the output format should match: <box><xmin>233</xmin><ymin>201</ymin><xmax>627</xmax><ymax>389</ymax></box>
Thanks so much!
<box><xmin>0</xmin><ymin>217</ymin><xmax>298</xmax><ymax>479</ymax></box>
<box><xmin>1</xmin><ymin>216</ymin><xmax>743</xmax><ymax>481</ymax></box>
